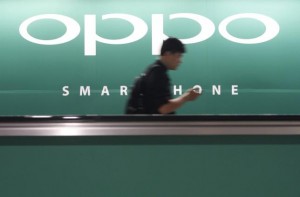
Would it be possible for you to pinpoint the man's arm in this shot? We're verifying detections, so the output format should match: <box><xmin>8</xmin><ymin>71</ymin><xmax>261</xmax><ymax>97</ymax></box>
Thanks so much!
<box><xmin>158</xmin><ymin>88</ymin><xmax>200</xmax><ymax>114</ymax></box>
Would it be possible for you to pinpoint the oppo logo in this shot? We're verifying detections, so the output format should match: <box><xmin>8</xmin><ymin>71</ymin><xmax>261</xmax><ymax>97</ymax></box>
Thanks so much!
<box><xmin>19</xmin><ymin>13</ymin><xmax>280</xmax><ymax>56</ymax></box>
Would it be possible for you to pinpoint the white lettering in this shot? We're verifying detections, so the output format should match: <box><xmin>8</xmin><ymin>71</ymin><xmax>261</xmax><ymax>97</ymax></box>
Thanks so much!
<box><xmin>85</xmin><ymin>14</ymin><xmax>148</xmax><ymax>56</ymax></box>
<box><xmin>62</xmin><ymin>84</ymin><xmax>239</xmax><ymax>96</ymax></box>
<box><xmin>173</xmin><ymin>85</ymin><xmax>183</xmax><ymax>95</ymax></box>
<box><xmin>20</xmin><ymin>13</ymin><xmax>280</xmax><ymax>55</ymax></box>
<box><xmin>152</xmin><ymin>13</ymin><xmax>215</xmax><ymax>55</ymax></box>
<box><xmin>62</xmin><ymin>86</ymin><xmax>69</xmax><ymax>96</ymax></box>
<box><xmin>232</xmin><ymin>85</ymin><xmax>239</xmax><ymax>95</ymax></box>
<box><xmin>192</xmin><ymin>85</ymin><xmax>203</xmax><ymax>94</ymax></box>
<box><xmin>120</xmin><ymin>86</ymin><xmax>128</xmax><ymax>96</ymax></box>
<box><xmin>80</xmin><ymin>86</ymin><xmax>90</xmax><ymax>96</ymax></box>
<box><xmin>152</xmin><ymin>14</ymin><xmax>167</xmax><ymax>56</ymax></box>
<box><xmin>219</xmin><ymin>13</ymin><xmax>280</xmax><ymax>44</ymax></box>
<box><xmin>19</xmin><ymin>14</ymin><xmax>80</xmax><ymax>45</ymax></box>
<box><xmin>212</xmin><ymin>85</ymin><xmax>221</xmax><ymax>95</ymax></box>
<box><xmin>101</xmin><ymin>86</ymin><xmax>110</xmax><ymax>96</ymax></box>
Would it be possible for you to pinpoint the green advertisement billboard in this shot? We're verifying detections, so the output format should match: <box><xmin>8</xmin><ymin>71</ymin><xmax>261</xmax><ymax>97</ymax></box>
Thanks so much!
<box><xmin>0</xmin><ymin>0</ymin><xmax>299</xmax><ymax>115</ymax></box>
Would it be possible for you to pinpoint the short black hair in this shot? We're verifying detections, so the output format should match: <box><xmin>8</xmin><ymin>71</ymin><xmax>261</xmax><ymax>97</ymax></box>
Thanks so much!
<box><xmin>160</xmin><ymin>37</ymin><xmax>186</xmax><ymax>56</ymax></box>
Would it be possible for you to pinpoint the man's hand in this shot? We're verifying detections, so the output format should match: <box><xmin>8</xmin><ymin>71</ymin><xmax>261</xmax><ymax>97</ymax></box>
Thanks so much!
<box><xmin>158</xmin><ymin>88</ymin><xmax>201</xmax><ymax>114</ymax></box>
<box><xmin>182</xmin><ymin>88</ymin><xmax>201</xmax><ymax>101</ymax></box>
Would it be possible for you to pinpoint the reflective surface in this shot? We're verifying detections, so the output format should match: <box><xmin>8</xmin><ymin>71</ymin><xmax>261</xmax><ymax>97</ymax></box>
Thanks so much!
<box><xmin>0</xmin><ymin>115</ymin><xmax>300</xmax><ymax>136</ymax></box>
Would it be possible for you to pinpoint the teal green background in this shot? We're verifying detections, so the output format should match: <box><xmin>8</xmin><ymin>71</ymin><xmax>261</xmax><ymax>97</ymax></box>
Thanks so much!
<box><xmin>1</xmin><ymin>0</ymin><xmax>300</xmax><ymax>115</ymax></box>
<box><xmin>1</xmin><ymin>135</ymin><xmax>300</xmax><ymax>197</ymax></box>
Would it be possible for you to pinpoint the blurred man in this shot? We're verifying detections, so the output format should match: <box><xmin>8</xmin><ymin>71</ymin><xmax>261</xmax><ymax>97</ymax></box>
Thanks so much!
<box><xmin>125</xmin><ymin>37</ymin><xmax>200</xmax><ymax>114</ymax></box>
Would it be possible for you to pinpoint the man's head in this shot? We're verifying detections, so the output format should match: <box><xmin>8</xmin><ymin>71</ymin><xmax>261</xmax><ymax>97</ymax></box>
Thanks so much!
<box><xmin>160</xmin><ymin>38</ymin><xmax>186</xmax><ymax>70</ymax></box>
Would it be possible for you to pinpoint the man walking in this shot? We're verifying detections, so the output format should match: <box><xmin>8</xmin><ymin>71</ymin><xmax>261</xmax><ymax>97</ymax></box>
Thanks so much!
<box><xmin>125</xmin><ymin>37</ymin><xmax>200</xmax><ymax>114</ymax></box>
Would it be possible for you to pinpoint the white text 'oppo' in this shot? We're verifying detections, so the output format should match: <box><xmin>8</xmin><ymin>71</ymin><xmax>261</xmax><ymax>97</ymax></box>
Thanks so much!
<box><xmin>19</xmin><ymin>13</ymin><xmax>280</xmax><ymax>56</ymax></box>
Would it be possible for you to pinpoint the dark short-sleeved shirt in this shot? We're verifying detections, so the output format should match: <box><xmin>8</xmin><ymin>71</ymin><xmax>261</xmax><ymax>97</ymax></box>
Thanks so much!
<box><xmin>143</xmin><ymin>60</ymin><xmax>172</xmax><ymax>114</ymax></box>
<box><xmin>125</xmin><ymin>60</ymin><xmax>173</xmax><ymax>114</ymax></box>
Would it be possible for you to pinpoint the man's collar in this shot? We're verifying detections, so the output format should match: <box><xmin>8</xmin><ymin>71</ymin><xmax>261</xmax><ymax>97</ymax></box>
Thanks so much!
<box><xmin>156</xmin><ymin>60</ymin><xmax>168</xmax><ymax>71</ymax></box>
